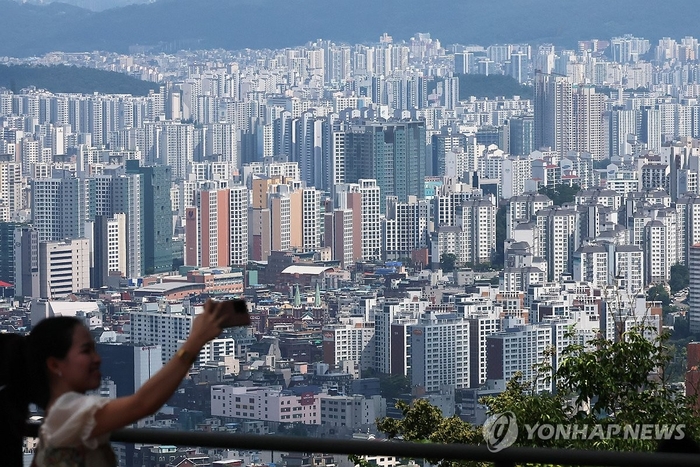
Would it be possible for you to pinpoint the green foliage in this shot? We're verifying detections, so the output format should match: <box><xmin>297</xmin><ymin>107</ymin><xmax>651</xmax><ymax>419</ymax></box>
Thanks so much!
<box><xmin>491</xmin><ymin>327</ymin><xmax>700</xmax><ymax>451</ymax></box>
<box><xmin>366</xmin><ymin>327</ymin><xmax>700</xmax><ymax>466</ymax></box>
<box><xmin>360</xmin><ymin>368</ymin><xmax>410</xmax><ymax>402</ymax></box>
<box><xmin>673</xmin><ymin>315</ymin><xmax>691</xmax><ymax>340</ymax></box>
<box><xmin>381</xmin><ymin>376</ymin><xmax>411</xmax><ymax>401</ymax></box>
<box><xmin>440</xmin><ymin>253</ymin><xmax>457</xmax><ymax>273</ymax></box>
<box><xmin>0</xmin><ymin>65</ymin><xmax>158</xmax><ymax>96</ymax></box>
<box><xmin>373</xmin><ymin>399</ymin><xmax>487</xmax><ymax>467</ymax></box>
<box><xmin>647</xmin><ymin>284</ymin><xmax>671</xmax><ymax>307</ymax></box>
<box><xmin>557</xmin><ymin>327</ymin><xmax>666</xmax><ymax>417</ymax></box>
<box><xmin>669</xmin><ymin>264</ymin><xmax>689</xmax><ymax>293</ymax></box>
<box><xmin>538</xmin><ymin>184</ymin><xmax>581</xmax><ymax>206</ymax></box>
<box><xmin>465</xmin><ymin>262</ymin><xmax>495</xmax><ymax>272</ymax></box>
<box><xmin>665</xmin><ymin>339</ymin><xmax>689</xmax><ymax>383</ymax></box>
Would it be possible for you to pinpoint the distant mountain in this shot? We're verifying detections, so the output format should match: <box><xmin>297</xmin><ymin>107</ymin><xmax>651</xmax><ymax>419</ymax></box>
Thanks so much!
<box><xmin>12</xmin><ymin>0</ymin><xmax>151</xmax><ymax>12</ymax></box>
<box><xmin>1</xmin><ymin>0</ymin><xmax>699</xmax><ymax>57</ymax></box>
<box><xmin>0</xmin><ymin>64</ymin><xmax>159</xmax><ymax>95</ymax></box>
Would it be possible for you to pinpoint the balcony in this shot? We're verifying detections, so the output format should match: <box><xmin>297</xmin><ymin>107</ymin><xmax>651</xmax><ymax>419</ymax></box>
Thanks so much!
<box><xmin>23</xmin><ymin>424</ymin><xmax>700</xmax><ymax>467</ymax></box>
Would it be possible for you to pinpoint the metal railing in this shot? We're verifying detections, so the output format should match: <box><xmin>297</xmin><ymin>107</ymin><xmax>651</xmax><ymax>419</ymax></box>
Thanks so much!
<box><xmin>24</xmin><ymin>423</ymin><xmax>700</xmax><ymax>467</ymax></box>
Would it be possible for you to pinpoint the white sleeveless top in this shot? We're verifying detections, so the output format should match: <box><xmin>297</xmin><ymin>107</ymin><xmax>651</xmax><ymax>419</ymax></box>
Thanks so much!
<box><xmin>33</xmin><ymin>392</ymin><xmax>116</xmax><ymax>467</ymax></box>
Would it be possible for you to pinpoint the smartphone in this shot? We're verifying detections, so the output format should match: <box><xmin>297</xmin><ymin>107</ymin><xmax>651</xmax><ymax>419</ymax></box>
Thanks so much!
<box><xmin>217</xmin><ymin>299</ymin><xmax>251</xmax><ymax>327</ymax></box>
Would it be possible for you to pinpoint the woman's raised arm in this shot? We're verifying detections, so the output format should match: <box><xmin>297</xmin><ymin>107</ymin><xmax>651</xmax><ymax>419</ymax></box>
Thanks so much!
<box><xmin>89</xmin><ymin>299</ymin><xmax>249</xmax><ymax>438</ymax></box>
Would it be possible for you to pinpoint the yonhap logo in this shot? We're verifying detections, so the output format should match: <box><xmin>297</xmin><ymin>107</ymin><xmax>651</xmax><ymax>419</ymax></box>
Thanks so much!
<box><xmin>482</xmin><ymin>412</ymin><xmax>686</xmax><ymax>452</ymax></box>
<box><xmin>483</xmin><ymin>411</ymin><xmax>518</xmax><ymax>452</ymax></box>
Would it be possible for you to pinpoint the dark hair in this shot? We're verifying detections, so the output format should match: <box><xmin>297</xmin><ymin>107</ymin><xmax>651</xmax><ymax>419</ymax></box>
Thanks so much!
<box><xmin>0</xmin><ymin>333</ymin><xmax>30</xmax><ymax>467</ymax></box>
<box><xmin>0</xmin><ymin>317</ymin><xmax>83</xmax><ymax>467</ymax></box>
<box><xmin>26</xmin><ymin>316</ymin><xmax>84</xmax><ymax>410</ymax></box>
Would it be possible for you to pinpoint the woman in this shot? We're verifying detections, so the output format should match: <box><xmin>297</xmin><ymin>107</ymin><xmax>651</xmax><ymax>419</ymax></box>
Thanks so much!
<box><xmin>19</xmin><ymin>298</ymin><xmax>250</xmax><ymax>467</ymax></box>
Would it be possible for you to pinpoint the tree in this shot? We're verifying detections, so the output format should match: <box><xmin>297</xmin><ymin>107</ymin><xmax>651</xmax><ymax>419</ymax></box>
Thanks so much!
<box><xmin>538</xmin><ymin>183</ymin><xmax>581</xmax><ymax>206</ymax></box>
<box><xmin>440</xmin><ymin>253</ymin><xmax>457</xmax><ymax>273</ymax></box>
<box><xmin>0</xmin><ymin>64</ymin><xmax>158</xmax><ymax>96</ymax></box>
<box><xmin>357</xmin><ymin>399</ymin><xmax>486</xmax><ymax>467</ymax></box>
<box><xmin>647</xmin><ymin>284</ymin><xmax>673</xmax><ymax>314</ymax></box>
<box><xmin>673</xmin><ymin>315</ymin><xmax>690</xmax><ymax>340</ymax></box>
<box><xmin>548</xmin><ymin>327</ymin><xmax>700</xmax><ymax>450</ymax></box>
<box><xmin>367</xmin><ymin>327</ymin><xmax>700</xmax><ymax>464</ymax></box>
<box><xmin>379</xmin><ymin>374</ymin><xmax>411</xmax><ymax>401</ymax></box>
<box><xmin>450</xmin><ymin>74</ymin><xmax>533</xmax><ymax>100</ymax></box>
<box><xmin>669</xmin><ymin>264</ymin><xmax>689</xmax><ymax>293</ymax></box>
<box><xmin>465</xmin><ymin>262</ymin><xmax>493</xmax><ymax>272</ymax></box>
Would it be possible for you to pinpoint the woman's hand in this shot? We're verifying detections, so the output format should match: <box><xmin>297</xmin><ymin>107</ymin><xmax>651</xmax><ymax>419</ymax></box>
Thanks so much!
<box><xmin>188</xmin><ymin>299</ymin><xmax>251</xmax><ymax>347</ymax></box>
<box><xmin>188</xmin><ymin>299</ymin><xmax>227</xmax><ymax>347</ymax></box>
<box><xmin>216</xmin><ymin>299</ymin><xmax>252</xmax><ymax>328</ymax></box>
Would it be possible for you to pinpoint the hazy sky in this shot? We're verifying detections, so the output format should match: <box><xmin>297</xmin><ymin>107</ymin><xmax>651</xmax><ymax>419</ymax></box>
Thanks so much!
<box><xmin>21</xmin><ymin>0</ymin><xmax>152</xmax><ymax>11</ymax></box>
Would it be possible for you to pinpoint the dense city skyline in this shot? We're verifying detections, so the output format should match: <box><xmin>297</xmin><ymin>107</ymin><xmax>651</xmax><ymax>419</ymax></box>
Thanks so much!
<box><xmin>5</xmin><ymin>16</ymin><xmax>700</xmax><ymax>466</ymax></box>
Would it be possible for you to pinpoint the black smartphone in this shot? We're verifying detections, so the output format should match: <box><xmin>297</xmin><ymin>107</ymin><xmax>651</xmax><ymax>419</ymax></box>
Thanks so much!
<box><xmin>218</xmin><ymin>299</ymin><xmax>251</xmax><ymax>327</ymax></box>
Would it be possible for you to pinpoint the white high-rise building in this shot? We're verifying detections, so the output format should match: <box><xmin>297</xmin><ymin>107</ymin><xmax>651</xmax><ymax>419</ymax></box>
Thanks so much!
<box><xmin>534</xmin><ymin>73</ymin><xmax>573</xmax><ymax>156</ymax></box>
<box><xmin>355</xmin><ymin>179</ymin><xmax>381</xmax><ymax>261</ymax></box>
<box><xmin>536</xmin><ymin>206</ymin><xmax>579</xmax><ymax>281</ymax></box>
<box><xmin>330</xmin><ymin>131</ymin><xmax>347</xmax><ymax>192</ymax></box>
<box><xmin>609</xmin><ymin>108</ymin><xmax>638</xmax><ymax>158</ymax></box>
<box><xmin>572</xmin><ymin>244</ymin><xmax>608</xmax><ymax>288</ymax></box>
<box><xmin>196</xmin><ymin>338</ymin><xmax>236</xmax><ymax>365</ymax></box>
<box><xmin>32</xmin><ymin>174</ymin><xmax>89</xmax><ymax>242</ymax></box>
<box><xmin>205</xmin><ymin>122</ymin><xmax>239</xmax><ymax>172</ymax></box>
<box><xmin>409</xmin><ymin>312</ymin><xmax>469</xmax><ymax>392</ymax></box>
<box><xmin>689</xmin><ymin>244</ymin><xmax>700</xmax><ymax>333</ymax></box>
<box><xmin>373</xmin><ymin>298</ymin><xmax>425</xmax><ymax>375</ymax></box>
<box><xmin>487</xmin><ymin>318</ymin><xmax>575</xmax><ymax>394</ymax></box>
<box><xmin>502</xmin><ymin>156</ymin><xmax>532</xmax><ymax>199</ymax></box>
<box><xmin>159</xmin><ymin>122</ymin><xmax>194</xmax><ymax>180</ymax></box>
<box><xmin>130</xmin><ymin>301</ymin><xmax>199</xmax><ymax>364</ymax></box>
<box><xmin>21</xmin><ymin>137</ymin><xmax>40</xmax><ymax>176</ymax></box>
<box><xmin>229</xmin><ymin>185</ymin><xmax>249</xmax><ymax>266</ymax></box>
<box><xmin>113</xmin><ymin>174</ymin><xmax>143</xmax><ymax>279</ymax></box>
<box><xmin>457</xmin><ymin>197</ymin><xmax>497</xmax><ymax>264</ymax></box>
<box><xmin>611</xmin><ymin>244</ymin><xmax>645</xmax><ymax>296</ymax></box>
<box><xmin>573</xmin><ymin>85</ymin><xmax>605</xmax><ymax>161</ymax></box>
<box><xmin>301</xmin><ymin>187</ymin><xmax>322</xmax><ymax>252</ymax></box>
<box><xmin>0</xmin><ymin>162</ymin><xmax>22</xmax><ymax>221</ymax></box>
<box><xmin>641</xmin><ymin>107</ymin><xmax>662</xmax><ymax>152</ymax></box>
<box><xmin>644</xmin><ymin>213</ymin><xmax>678</xmax><ymax>284</ymax></box>
<box><xmin>39</xmin><ymin>238</ymin><xmax>90</xmax><ymax>299</ymax></box>
<box><xmin>676</xmin><ymin>194</ymin><xmax>700</xmax><ymax>265</ymax></box>
<box><xmin>322</xmin><ymin>316</ymin><xmax>375</xmax><ymax>375</ymax></box>
<box><xmin>507</xmin><ymin>193</ymin><xmax>553</xmax><ymax>238</ymax></box>
<box><xmin>383</xmin><ymin>196</ymin><xmax>430</xmax><ymax>260</ymax></box>
<box><xmin>433</xmin><ymin>184</ymin><xmax>482</xmax><ymax>227</ymax></box>
<box><xmin>464</xmin><ymin>311</ymin><xmax>501</xmax><ymax>388</ymax></box>
<box><xmin>106</xmin><ymin>213</ymin><xmax>127</xmax><ymax>278</ymax></box>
